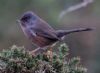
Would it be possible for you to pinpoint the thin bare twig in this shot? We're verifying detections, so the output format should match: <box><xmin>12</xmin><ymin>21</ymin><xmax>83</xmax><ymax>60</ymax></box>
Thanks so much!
<box><xmin>59</xmin><ymin>0</ymin><xmax>94</xmax><ymax>20</ymax></box>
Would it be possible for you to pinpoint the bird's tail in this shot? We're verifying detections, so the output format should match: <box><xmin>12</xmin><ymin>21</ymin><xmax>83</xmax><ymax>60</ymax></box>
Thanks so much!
<box><xmin>56</xmin><ymin>28</ymin><xmax>93</xmax><ymax>38</ymax></box>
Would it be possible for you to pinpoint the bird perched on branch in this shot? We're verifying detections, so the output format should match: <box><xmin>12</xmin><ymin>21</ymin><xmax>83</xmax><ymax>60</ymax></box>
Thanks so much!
<box><xmin>17</xmin><ymin>11</ymin><xmax>92</xmax><ymax>56</ymax></box>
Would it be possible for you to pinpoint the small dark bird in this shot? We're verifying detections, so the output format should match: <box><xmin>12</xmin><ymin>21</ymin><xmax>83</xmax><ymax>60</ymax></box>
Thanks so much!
<box><xmin>18</xmin><ymin>11</ymin><xmax>92</xmax><ymax>49</ymax></box>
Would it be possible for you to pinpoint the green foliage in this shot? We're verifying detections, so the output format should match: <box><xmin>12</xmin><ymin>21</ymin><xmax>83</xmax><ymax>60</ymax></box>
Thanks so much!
<box><xmin>58</xmin><ymin>43</ymin><xmax>69</xmax><ymax>60</ymax></box>
<box><xmin>0</xmin><ymin>44</ymin><xmax>87</xmax><ymax>73</ymax></box>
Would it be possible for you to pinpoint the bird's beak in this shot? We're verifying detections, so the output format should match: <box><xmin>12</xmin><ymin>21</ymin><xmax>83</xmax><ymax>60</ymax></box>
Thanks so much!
<box><xmin>16</xmin><ymin>20</ymin><xmax>21</xmax><ymax>24</ymax></box>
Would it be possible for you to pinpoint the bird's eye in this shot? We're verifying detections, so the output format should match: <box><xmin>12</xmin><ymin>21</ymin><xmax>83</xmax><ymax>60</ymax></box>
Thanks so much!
<box><xmin>21</xmin><ymin>15</ymin><xmax>31</xmax><ymax>22</ymax></box>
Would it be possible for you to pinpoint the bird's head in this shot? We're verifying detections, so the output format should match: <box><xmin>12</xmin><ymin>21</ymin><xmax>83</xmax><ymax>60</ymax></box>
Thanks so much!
<box><xmin>17</xmin><ymin>11</ymin><xmax>37</xmax><ymax>27</ymax></box>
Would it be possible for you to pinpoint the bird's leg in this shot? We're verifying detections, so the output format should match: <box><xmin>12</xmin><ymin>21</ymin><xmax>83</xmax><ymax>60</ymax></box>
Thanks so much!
<box><xmin>29</xmin><ymin>47</ymin><xmax>52</xmax><ymax>57</ymax></box>
<box><xmin>29</xmin><ymin>47</ymin><xmax>42</xmax><ymax>56</ymax></box>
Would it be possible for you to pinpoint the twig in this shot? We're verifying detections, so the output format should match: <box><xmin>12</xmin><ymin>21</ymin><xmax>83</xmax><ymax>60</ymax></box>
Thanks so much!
<box><xmin>59</xmin><ymin>0</ymin><xmax>94</xmax><ymax>20</ymax></box>
<box><xmin>30</xmin><ymin>47</ymin><xmax>49</xmax><ymax>56</ymax></box>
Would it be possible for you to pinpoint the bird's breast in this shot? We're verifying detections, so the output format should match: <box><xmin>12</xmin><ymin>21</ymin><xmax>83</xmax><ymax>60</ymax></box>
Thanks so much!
<box><xmin>22</xmin><ymin>28</ymin><xmax>57</xmax><ymax>47</ymax></box>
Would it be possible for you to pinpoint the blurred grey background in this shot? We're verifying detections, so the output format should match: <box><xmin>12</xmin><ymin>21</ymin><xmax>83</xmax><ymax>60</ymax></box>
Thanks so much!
<box><xmin>0</xmin><ymin>0</ymin><xmax>99</xmax><ymax>73</ymax></box>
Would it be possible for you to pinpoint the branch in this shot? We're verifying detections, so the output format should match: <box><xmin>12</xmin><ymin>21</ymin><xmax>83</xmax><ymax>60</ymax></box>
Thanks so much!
<box><xmin>59</xmin><ymin>0</ymin><xmax>94</xmax><ymax>20</ymax></box>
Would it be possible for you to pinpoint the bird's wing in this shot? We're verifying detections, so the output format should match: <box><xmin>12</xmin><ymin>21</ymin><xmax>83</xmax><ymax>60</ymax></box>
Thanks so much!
<box><xmin>29</xmin><ymin>16</ymin><xmax>59</xmax><ymax>40</ymax></box>
<box><xmin>30</xmin><ymin>26</ymin><xmax>59</xmax><ymax>40</ymax></box>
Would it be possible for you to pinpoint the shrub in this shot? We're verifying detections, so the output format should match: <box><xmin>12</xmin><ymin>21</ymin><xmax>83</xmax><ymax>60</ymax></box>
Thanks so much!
<box><xmin>0</xmin><ymin>44</ymin><xmax>87</xmax><ymax>73</ymax></box>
